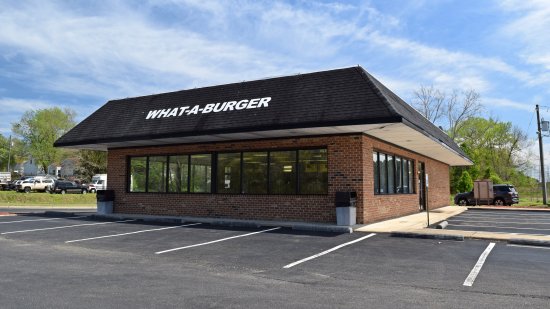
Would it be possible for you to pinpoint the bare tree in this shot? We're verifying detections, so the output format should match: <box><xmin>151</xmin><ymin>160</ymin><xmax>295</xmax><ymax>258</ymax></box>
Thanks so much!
<box><xmin>447</xmin><ymin>89</ymin><xmax>483</xmax><ymax>140</ymax></box>
<box><xmin>411</xmin><ymin>86</ymin><xmax>483</xmax><ymax>141</ymax></box>
<box><xmin>412</xmin><ymin>86</ymin><xmax>446</xmax><ymax>124</ymax></box>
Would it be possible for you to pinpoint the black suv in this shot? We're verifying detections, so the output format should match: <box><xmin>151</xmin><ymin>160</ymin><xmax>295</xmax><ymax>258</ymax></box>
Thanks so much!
<box><xmin>50</xmin><ymin>180</ymin><xmax>88</xmax><ymax>194</ymax></box>
<box><xmin>454</xmin><ymin>184</ymin><xmax>519</xmax><ymax>206</ymax></box>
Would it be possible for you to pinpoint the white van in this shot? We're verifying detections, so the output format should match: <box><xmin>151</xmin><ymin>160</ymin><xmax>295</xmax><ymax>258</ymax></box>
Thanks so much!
<box><xmin>88</xmin><ymin>174</ymin><xmax>107</xmax><ymax>193</ymax></box>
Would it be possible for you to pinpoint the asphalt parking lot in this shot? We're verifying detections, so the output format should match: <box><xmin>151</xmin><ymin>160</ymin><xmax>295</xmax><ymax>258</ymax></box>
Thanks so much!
<box><xmin>445</xmin><ymin>209</ymin><xmax>550</xmax><ymax>236</ymax></box>
<box><xmin>1</xmin><ymin>212</ymin><xmax>550</xmax><ymax>308</ymax></box>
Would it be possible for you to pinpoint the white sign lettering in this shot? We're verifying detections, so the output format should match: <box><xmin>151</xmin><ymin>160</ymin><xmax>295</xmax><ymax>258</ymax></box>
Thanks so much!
<box><xmin>145</xmin><ymin>97</ymin><xmax>272</xmax><ymax>120</ymax></box>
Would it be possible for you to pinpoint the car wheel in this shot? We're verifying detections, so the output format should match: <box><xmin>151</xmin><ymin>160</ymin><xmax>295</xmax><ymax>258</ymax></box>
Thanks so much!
<box><xmin>61</xmin><ymin>189</ymin><xmax>66</xmax><ymax>194</ymax></box>
<box><xmin>82</xmin><ymin>189</ymin><xmax>87</xmax><ymax>194</ymax></box>
<box><xmin>24</xmin><ymin>187</ymin><xmax>31</xmax><ymax>193</ymax></box>
<box><xmin>458</xmin><ymin>198</ymin><xmax>468</xmax><ymax>206</ymax></box>
<box><xmin>493</xmin><ymin>198</ymin><xmax>505</xmax><ymax>206</ymax></box>
<box><xmin>90</xmin><ymin>189</ymin><xmax>96</xmax><ymax>193</ymax></box>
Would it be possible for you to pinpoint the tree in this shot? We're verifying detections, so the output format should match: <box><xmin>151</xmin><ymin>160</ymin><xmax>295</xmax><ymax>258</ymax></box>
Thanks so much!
<box><xmin>455</xmin><ymin>117</ymin><xmax>529</xmax><ymax>181</ymax></box>
<box><xmin>411</xmin><ymin>86</ymin><xmax>483</xmax><ymax>140</ymax></box>
<box><xmin>412</xmin><ymin>86</ymin><xmax>446</xmax><ymax>123</ymax></box>
<box><xmin>12</xmin><ymin>107</ymin><xmax>76</xmax><ymax>173</ymax></box>
<box><xmin>75</xmin><ymin>150</ymin><xmax>107</xmax><ymax>182</ymax></box>
<box><xmin>456</xmin><ymin>171</ymin><xmax>473</xmax><ymax>193</ymax></box>
<box><xmin>446</xmin><ymin>89</ymin><xmax>482</xmax><ymax>140</ymax></box>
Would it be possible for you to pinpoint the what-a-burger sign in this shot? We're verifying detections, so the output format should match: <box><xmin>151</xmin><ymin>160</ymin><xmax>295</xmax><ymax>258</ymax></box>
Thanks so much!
<box><xmin>145</xmin><ymin>97</ymin><xmax>271</xmax><ymax>120</ymax></box>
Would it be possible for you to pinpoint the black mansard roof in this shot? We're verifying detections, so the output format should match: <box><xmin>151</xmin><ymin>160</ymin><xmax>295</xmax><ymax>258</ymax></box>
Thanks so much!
<box><xmin>55</xmin><ymin>66</ymin><xmax>471</xmax><ymax>166</ymax></box>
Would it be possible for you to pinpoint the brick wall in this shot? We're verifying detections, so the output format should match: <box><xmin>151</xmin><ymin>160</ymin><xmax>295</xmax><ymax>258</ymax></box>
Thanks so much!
<box><xmin>362</xmin><ymin>136</ymin><xmax>450</xmax><ymax>223</ymax></box>
<box><xmin>107</xmin><ymin>135</ymin><xmax>364</xmax><ymax>224</ymax></box>
<box><xmin>107</xmin><ymin>134</ymin><xmax>451</xmax><ymax>224</ymax></box>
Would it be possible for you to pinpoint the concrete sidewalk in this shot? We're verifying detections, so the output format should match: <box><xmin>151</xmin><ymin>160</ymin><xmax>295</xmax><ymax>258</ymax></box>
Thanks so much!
<box><xmin>355</xmin><ymin>206</ymin><xmax>550</xmax><ymax>246</ymax></box>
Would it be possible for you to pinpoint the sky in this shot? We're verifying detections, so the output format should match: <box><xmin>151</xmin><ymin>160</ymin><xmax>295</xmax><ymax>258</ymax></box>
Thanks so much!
<box><xmin>1</xmin><ymin>0</ymin><xmax>549</xmax><ymax>174</ymax></box>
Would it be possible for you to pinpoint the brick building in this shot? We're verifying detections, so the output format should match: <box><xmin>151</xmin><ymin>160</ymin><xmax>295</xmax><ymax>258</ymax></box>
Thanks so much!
<box><xmin>55</xmin><ymin>66</ymin><xmax>472</xmax><ymax>225</ymax></box>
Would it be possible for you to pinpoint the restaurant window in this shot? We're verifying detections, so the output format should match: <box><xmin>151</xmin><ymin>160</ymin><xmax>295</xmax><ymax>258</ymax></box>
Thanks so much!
<box><xmin>379</xmin><ymin>154</ymin><xmax>387</xmax><ymax>194</ymax></box>
<box><xmin>373</xmin><ymin>152</ymin><xmax>379</xmax><ymax>194</ymax></box>
<box><xmin>129</xmin><ymin>148</ymin><xmax>329</xmax><ymax>195</ymax></box>
<box><xmin>242</xmin><ymin>152</ymin><xmax>268</xmax><ymax>194</ymax></box>
<box><xmin>129</xmin><ymin>156</ymin><xmax>147</xmax><ymax>192</ymax></box>
<box><xmin>396</xmin><ymin>157</ymin><xmax>403</xmax><ymax>193</ymax></box>
<box><xmin>374</xmin><ymin>151</ymin><xmax>414</xmax><ymax>195</ymax></box>
<box><xmin>147</xmin><ymin>156</ymin><xmax>167</xmax><ymax>193</ymax></box>
<box><xmin>168</xmin><ymin>155</ymin><xmax>189</xmax><ymax>193</ymax></box>
<box><xmin>269</xmin><ymin>151</ymin><xmax>296</xmax><ymax>194</ymax></box>
<box><xmin>298</xmin><ymin>149</ymin><xmax>328</xmax><ymax>194</ymax></box>
<box><xmin>217</xmin><ymin>152</ymin><xmax>241</xmax><ymax>194</ymax></box>
<box><xmin>190</xmin><ymin>154</ymin><xmax>211</xmax><ymax>193</ymax></box>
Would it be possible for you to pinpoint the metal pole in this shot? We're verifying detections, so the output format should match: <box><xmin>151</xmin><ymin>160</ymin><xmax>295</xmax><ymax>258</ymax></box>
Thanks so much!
<box><xmin>536</xmin><ymin>105</ymin><xmax>547</xmax><ymax>205</ymax></box>
<box><xmin>7</xmin><ymin>135</ymin><xmax>12</xmax><ymax>174</ymax></box>
<box><xmin>426</xmin><ymin>187</ymin><xmax>430</xmax><ymax>227</ymax></box>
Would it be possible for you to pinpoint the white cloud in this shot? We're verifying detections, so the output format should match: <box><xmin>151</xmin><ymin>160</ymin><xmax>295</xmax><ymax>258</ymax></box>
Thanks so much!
<box><xmin>483</xmin><ymin>98</ymin><xmax>534</xmax><ymax>112</ymax></box>
<box><xmin>497</xmin><ymin>1</ymin><xmax>550</xmax><ymax>75</ymax></box>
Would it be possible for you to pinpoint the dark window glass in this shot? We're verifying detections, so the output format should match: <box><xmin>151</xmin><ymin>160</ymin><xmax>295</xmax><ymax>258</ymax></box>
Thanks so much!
<box><xmin>190</xmin><ymin>154</ymin><xmax>211</xmax><ymax>193</ymax></box>
<box><xmin>396</xmin><ymin>157</ymin><xmax>403</xmax><ymax>193</ymax></box>
<box><xmin>298</xmin><ymin>149</ymin><xmax>328</xmax><ymax>194</ymax></box>
<box><xmin>408</xmin><ymin>160</ymin><xmax>414</xmax><ymax>193</ymax></box>
<box><xmin>373</xmin><ymin>152</ymin><xmax>379</xmax><ymax>194</ymax></box>
<box><xmin>168</xmin><ymin>155</ymin><xmax>189</xmax><ymax>193</ymax></box>
<box><xmin>387</xmin><ymin>155</ymin><xmax>395</xmax><ymax>194</ymax></box>
<box><xmin>269</xmin><ymin>151</ymin><xmax>297</xmax><ymax>194</ymax></box>
<box><xmin>217</xmin><ymin>153</ymin><xmax>241</xmax><ymax>194</ymax></box>
<box><xmin>130</xmin><ymin>157</ymin><xmax>147</xmax><ymax>192</ymax></box>
<box><xmin>242</xmin><ymin>152</ymin><xmax>268</xmax><ymax>194</ymax></box>
<box><xmin>403</xmin><ymin>159</ymin><xmax>409</xmax><ymax>193</ymax></box>
<box><xmin>379</xmin><ymin>154</ymin><xmax>387</xmax><ymax>194</ymax></box>
<box><xmin>148</xmin><ymin>156</ymin><xmax>167</xmax><ymax>192</ymax></box>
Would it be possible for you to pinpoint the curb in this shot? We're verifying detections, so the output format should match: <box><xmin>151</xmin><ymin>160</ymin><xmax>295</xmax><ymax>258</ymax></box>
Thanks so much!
<box><xmin>92</xmin><ymin>213</ymin><xmax>353</xmax><ymax>234</ymax></box>
<box><xmin>508</xmin><ymin>239</ymin><xmax>550</xmax><ymax>248</ymax></box>
<box><xmin>390</xmin><ymin>231</ymin><xmax>464</xmax><ymax>241</ymax></box>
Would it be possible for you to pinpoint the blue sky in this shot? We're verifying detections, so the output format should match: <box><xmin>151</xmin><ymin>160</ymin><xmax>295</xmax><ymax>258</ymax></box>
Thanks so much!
<box><xmin>1</xmin><ymin>0</ymin><xmax>549</xmax><ymax>164</ymax></box>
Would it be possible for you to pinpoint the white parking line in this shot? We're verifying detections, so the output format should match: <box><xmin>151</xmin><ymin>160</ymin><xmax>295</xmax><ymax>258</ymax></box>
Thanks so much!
<box><xmin>65</xmin><ymin>223</ymin><xmax>202</xmax><ymax>243</ymax></box>
<box><xmin>463</xmin><ymin>242</ymin><xmax>495</xmax><ymax>287</ymax></box>
<box><xmin>448</xmin><ymin>223</ymin><xmax>550</xmax><ymax>232</ymax></box>
<box><xmin>1</xmin><ymin>220</ymin><xmax>135</xmax><ymax>235</ymax></box>
<box><xmin>461</xmin><ymin>213</ymin><xmax>550</xmax><ymax>219</ymax></box>
<box><xmin>0</xmin><ymin>216</ymin><xmax>86</xmax><ymax>224</ymax></box>
<box><xmin>507</xmin><ymin>244</ymin><xmax>550</xmax><ymax>250</ymax></box>
<box><xmin>449</xmin><ymin>219</ymin><xmax>550</xmax><ymax>225</ymax></box>
<box><xmin>283</xmin><ymin>233</ymin><xmax>376</xmax><ymax>269</ymax></box>
<box><xmin>155</xmin><ymin>227</ymin><xmax>281</xmax><ymax>254</ymax></box>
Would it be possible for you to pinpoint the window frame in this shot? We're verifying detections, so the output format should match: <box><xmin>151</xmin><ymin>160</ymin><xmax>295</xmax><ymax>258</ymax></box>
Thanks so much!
<box><xmin>126</xmin><ymin>147</ymin><xmax>329</xmax><ymax>195</ymax></box>
<box><xmin>373</xmin><ymin>150</ymin><xmax>416</xmax><ymax>195</ymax></box>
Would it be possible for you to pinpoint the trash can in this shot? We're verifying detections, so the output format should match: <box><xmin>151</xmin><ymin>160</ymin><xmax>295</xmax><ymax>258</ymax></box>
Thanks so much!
<box><xmin>335</xmin><ymin>191</ymin><xmax>357</xmax><ymax>226</ymax></box>
<box><xmin>97</xmin><ymin>190</ymin><xmax>115</xmax><ymax>215</ymax></box>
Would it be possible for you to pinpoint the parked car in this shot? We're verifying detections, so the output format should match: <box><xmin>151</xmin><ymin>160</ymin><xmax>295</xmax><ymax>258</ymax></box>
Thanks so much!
<box><xmin>16</xmin><ymin>177</ymin><xmax>56</xmax><ymax>193</ymax></box>
<box><xmin>50</xmin><ymin>180</ymin><xmax>88</xmax><ymax>194</ymax></box>
<box><xmin>454</xmin><ymin>184</ymin><xmax>519</xmax><ymax>206</ymax></box>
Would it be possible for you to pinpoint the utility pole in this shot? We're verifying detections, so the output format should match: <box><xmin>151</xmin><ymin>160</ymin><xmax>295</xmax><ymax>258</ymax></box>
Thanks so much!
<box><xmin>536</xmin><ymin>105</ymin><xmax>547</xmax><ymax>205</ymax></box>
<box><xmin>7</xmin><ymin>135</ymin><xmax>12</xmax><ymax>174</ymax></box>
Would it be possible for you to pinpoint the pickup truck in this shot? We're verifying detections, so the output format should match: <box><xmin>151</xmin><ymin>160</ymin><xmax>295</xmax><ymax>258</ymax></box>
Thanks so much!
<box><xmin>0</xmin><ymin>172</ymin><xmax>11</xmax><ymax>190</ymax></box>
<box><xmin>17</xmin><ymin>178</ymin><xmax>56</xmax><ymax>193</ymax></box>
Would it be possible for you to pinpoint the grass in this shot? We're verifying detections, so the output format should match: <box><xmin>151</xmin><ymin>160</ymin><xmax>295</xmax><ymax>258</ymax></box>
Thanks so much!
<box><xmin>449</xmin><ymin>194</ymin><xmax>550</xmax><ymax>208</ymax></box>
<box><xmin>0</xmin><ymin>190</ymin><xmax>96</xmax><ymax>206</ymax></box>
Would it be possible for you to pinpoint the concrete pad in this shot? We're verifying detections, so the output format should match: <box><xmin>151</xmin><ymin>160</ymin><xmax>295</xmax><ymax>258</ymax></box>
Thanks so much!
<box><xmin>355</xmin><ymin>206</ymin><xmax>467</xmax><ymax>233</ymax></box>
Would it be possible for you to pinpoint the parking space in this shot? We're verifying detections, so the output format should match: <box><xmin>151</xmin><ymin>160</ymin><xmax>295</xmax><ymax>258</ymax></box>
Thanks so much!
<box><xmin>445</xmin><ymin>209</ymin><xmax>550</xmax><ymax>235</ymax></box>
<box><xmin>1</xmin><ymin>212</ymin><xmax>550</xmax><ymax>308</ymax></box>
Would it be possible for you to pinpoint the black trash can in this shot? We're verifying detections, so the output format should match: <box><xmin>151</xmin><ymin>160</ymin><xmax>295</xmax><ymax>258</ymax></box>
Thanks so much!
<box><xmin>97</xmin><ymin>190</ymin><xmax>115</xmax><ymax>214</ymax></box>
<box><xmin>335</xmin><ymin>191</ymin><xmax>357</xmax><ymax>226</ymax></box>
